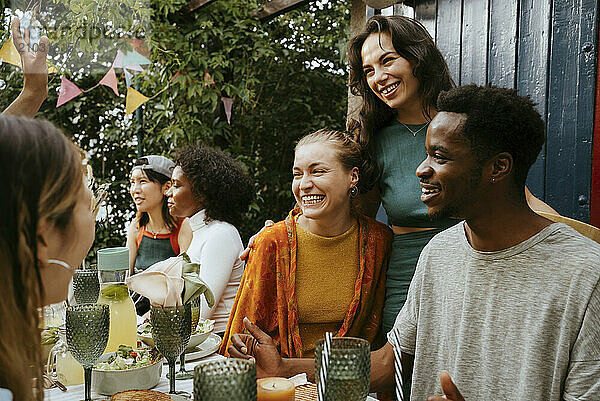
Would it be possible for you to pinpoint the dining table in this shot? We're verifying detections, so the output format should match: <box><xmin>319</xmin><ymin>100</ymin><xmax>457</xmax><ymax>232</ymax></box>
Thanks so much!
<box><xmin>44</xmin><ymin>353</ymin><xmax>379</xmax><ymax>401</ymax></box>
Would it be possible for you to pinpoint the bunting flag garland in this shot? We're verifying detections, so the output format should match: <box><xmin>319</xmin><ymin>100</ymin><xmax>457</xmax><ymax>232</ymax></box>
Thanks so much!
<box><xmin>56</xmin><ymin>76</ymin><xmax>83</xmax><ymax>107</ymax></box>
<box><xmin>124</xmin><ymin>68</ymin><xmax>133</xmax><ymax>88</ymax></box>
<box><xmin>99</xmin><ymin>67</ymin><xmax>119</xmax><ymax>96</ymax></box>
<box><xmin>222</xmin><ymin>97</ymin><xmax>233</xmax><ymax>124</ymax></box>
<box><xmin>1</xmin><ymin>37</ymin><xmax>231</xmax><ymax>120</ymax></box>
<box><xmin>0</xmin><ymin>39</ymin><xmax>21</xmax><ymax>67</ymax></box>
<box><xmin>126</xmin><ymin>87</ymin><xmax>149</xmax><ymax>115</ymax></box>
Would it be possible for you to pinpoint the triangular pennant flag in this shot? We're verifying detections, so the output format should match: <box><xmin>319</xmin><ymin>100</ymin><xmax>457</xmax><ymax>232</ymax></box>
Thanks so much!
<box><xmin>127</xmin><ymin>39</ymin><xmax>150</xmax><ymax>58</ymax></box>
<box><xmin>124</xmin><ymin>68</ymin><xmax>133</xmax><ymax>88</ymax></box>
<box><xmin>99</xmin><ymin>67</ymin><xmax>119</xmax><ymax>96</ymax></box>
<box><xmin>47</xmin><ymin>62</ymin><xmax>58</xmax><ymax>74</ymax></box>
<box><xmin>122</xmin><ymin>50</ymin><xmax>151</xmax><ymax>66</ymax></box>
<box><xmin>221</xmin><ymin>97</ymin><xmax>233</xmax><ymax>124</ymax></box>
<box><xmin>204</xmin><ymin>72</ymin><xmax>215</xmax><ymax>87</ymax></box>
<box><xmin>125</xmin><ymin>64</ymin><xmax>143</xmax><ymax>72</ymax></box>
<box><xmin>126</xmin><ymin>87</ymin><xmax>149</xmax><ymax>115</ymax></box>
<box><xmin>112</xmin><ymin>50</ymin><xmax>124</xmax><ymax>68</ymax></box>
<box><xmin>0</xmin><ymin>39</ymin><xmax>21</xmax><ymax>67</ymax></box>
<box><xmin>56</xmin><ymin>76</ymin><xmax>83</xmax><ymax>107</ymax></box>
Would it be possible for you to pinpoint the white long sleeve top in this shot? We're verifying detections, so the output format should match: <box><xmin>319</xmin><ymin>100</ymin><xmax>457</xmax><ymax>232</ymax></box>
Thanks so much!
<box><xmin>186</xmin><ymin>209</ymin><xmax>244</xmax><ymax>333</ymax></box>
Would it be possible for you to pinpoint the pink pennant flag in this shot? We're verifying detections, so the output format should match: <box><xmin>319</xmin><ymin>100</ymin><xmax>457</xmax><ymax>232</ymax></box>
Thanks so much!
<box><xmin>222</xmin><ymin>97</ymin><xmax>233</xmax><ymax>124</ymax></box>
<box><xmin>112</xmin><ymin>50</ymin><xmax>124</xmax><ymax>68</ymax></box>
<box><xmin>99</xmin><ymin>67</ymin><xmax>119</xmax><ymax>96</ymax></box>
<box><xmin>56</xmin><ymin>76</ymin><xmax>83</xmax><ymax>107</ymax></box>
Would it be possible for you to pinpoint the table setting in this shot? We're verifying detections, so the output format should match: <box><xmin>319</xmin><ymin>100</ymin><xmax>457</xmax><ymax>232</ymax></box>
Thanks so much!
<box><xmin>43</xmin><ymin>247</ymin><xmax>387</xmax><ymax>400</ymax></box>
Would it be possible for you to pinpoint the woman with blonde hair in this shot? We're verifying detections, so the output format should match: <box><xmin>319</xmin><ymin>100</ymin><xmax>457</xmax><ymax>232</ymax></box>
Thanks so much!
<box><xmin>0</xmin><ymin>116</ymin><xmax>95</xmax><ymax>400</ymax></box>
<box><xmin>222</xmin><ymin>129</ymin><xmax>391</xmax><ymax>364</ymax></box>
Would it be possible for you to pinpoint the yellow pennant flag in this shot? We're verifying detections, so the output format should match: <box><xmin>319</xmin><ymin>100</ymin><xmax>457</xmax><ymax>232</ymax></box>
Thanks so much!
<box><xmin>125</xmin><ymin>87</ymin><xmax>149</xmax><ymax>115</ymax></box>
<box><xmin>0</xmin><ymin>39</ymin><xmax>21</xmax><ymax>67</ymax></box>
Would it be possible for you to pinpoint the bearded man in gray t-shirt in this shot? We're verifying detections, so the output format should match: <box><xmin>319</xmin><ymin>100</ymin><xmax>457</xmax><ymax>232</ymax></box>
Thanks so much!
<box><xmin>226</xmin><ymin>85</ymin><xmax>599</xmax><ymax>401</ymax></box>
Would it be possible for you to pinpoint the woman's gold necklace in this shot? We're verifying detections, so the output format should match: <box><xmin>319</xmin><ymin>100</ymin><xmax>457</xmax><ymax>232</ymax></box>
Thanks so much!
<box><xmin>400</xmin><ymin>122</ymin><xmax>428</xmax><ymax>137</ymax></box>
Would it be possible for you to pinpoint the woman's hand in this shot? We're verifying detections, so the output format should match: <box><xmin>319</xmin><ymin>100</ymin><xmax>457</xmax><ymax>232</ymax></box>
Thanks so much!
<box><xmin>228</xmin><ymin>317</ymin><xmax>285</xmax><ymax>378</ymax></box>
<box><xmin>3</xmin><ymin>17</ymin><xmax>49</xmax><ymax>117</ymax></box>
<box><xmin>239</xmin><ymin>220</ymin><xmax>274</xmax><ymax>261</ymax></box>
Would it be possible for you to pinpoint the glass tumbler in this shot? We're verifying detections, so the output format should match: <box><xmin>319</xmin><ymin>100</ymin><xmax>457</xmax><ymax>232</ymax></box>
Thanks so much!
<box><xmin>315</xmin><ymin>337</ymin><xmax>370</xmax><ymax>401</ymax></box>
<box><xmin>194</xmin><ymin>358</ymin><xmax>257</xmax><ymax>401</ymax></box>
<box><xmin>72</xmin><ymin>269</ymin><xmax>100</xmax><ymax>304</ymax></box>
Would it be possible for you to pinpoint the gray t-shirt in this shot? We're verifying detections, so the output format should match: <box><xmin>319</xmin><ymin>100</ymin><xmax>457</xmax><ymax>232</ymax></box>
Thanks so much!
<box><xmin>390</xmin><ymin>222</ymin><xmax>600</xmax><ymax>401</ymax></box>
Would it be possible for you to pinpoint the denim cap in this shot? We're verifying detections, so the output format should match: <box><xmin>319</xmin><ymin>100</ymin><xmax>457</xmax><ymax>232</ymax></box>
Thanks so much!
<box><xmin>133</xmin><ymin>155</ymin><xmax>175</xmax><ymax>178</ymax></box>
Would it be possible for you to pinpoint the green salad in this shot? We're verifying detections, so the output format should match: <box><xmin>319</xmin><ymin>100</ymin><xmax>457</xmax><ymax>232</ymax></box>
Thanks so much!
<box><xmin>41</xmin><ymin>326</ymin><xmax>59</xmax><ymax>345</ymax></box>
<box><xmin>94</xmin><ymin>345</ymin><xmax>160</xmax><ymax>371</ymax></box>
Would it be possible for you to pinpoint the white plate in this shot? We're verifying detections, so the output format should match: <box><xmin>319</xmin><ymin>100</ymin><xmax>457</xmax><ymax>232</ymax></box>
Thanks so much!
<box><xmin>180</xmin><ymin>333</ymin><xmax>221</xmax><ymax>362</ymax></box>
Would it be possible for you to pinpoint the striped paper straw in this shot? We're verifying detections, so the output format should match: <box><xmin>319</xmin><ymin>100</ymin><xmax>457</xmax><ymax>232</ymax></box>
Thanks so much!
<box><xmin>390</xmin><ymin>327</ymin><xmax>404</xmax><ymax>401</ymax></box>
<box><xmin>318</xmin><ymin>331</ymin><xmax>333</xmax><ymax>401</ymax></box>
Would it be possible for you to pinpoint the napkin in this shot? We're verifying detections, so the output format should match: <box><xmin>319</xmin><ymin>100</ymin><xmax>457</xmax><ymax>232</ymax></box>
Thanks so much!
<box><xmin>126</xmin><ymin>253</ymin><xmax>214</xmax><ymax>307</ymax></box>
<box><xmin>181</xmin><ymin>253</ymin><xmax>215</xmax><ymax>307</ymax></box>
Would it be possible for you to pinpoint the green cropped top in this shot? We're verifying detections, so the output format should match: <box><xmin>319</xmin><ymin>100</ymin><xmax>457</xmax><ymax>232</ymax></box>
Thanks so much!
<box><xmin>373</xmin><ymin>121</ymin><xmax>456</xmax><ymax>228</ymax></box>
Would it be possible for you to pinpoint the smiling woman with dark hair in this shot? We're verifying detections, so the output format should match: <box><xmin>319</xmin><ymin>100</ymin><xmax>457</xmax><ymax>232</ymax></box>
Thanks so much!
<box><xmin>166</xmin><ymin>146</ymin><xmax>254</xmax><ymax>334</ymax></box>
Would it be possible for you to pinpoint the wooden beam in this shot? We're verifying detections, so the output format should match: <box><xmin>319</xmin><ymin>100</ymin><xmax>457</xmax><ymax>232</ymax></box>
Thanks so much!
<box><xmin>251</xmin><ymin>0</ymin><xmax>311</xmax><ymax>20</ymax></box>
<box><xmin>187</xmin><ymin>0</ymin><xmax>216</xmax><ymax>12</ymax></box>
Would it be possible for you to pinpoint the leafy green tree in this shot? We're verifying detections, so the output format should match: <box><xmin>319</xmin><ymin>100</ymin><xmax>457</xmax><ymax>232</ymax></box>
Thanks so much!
<box><xmin>0</xmin><ymin>0</ymin><xmax>350</xmax><ymax>258</ymax></box>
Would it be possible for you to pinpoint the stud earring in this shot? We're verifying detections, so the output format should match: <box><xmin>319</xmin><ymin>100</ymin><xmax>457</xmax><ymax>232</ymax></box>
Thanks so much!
<box><xmin>349</xmin><ymin>186</ymin><xmax>358</xmax><ymax>197</ymax></box>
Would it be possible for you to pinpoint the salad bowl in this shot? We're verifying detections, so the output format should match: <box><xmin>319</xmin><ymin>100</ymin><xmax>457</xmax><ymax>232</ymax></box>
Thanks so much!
<box><xmin>92</xmin><ymin>346</ymin><xmax>163</xmax><ymax>395</ymax></box>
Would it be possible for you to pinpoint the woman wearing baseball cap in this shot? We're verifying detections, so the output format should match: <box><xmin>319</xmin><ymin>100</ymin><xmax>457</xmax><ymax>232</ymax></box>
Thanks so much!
<box><xmin>126</xmin><ymin>155</ymin><xmax>192</xmax><ymax>315</ymax></box>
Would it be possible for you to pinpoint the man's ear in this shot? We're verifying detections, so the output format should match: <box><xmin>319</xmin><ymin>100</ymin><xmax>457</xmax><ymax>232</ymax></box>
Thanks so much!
<box><xmin>162</xmin><ymin>181</ymin><xmax>172</xmax><ymax>195</ymax></box>
<box><xmin>488</xmin><ymin>152</ymin><xmax>513</xmax><ymax>183</ymax></box>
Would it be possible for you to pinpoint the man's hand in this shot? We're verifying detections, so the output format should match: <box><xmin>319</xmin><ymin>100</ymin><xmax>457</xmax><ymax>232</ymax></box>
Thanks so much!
<box><xmin>239</xmin><ymin>220</ymin><xmax>274</xmax><ymax>261</ymax></box>
<box><xmin>3</xmin><ymin>17</ymin><xmax>49</xmax><ymax>117</ymax></box>
<box><xmin>228</xmin><ymin>317</ymin><xmax>284</xmax><ymax>378</ymax></box>
<box><xmin>427</xmin><ymin>372</ymin><xmax>465</xmax><ymax>401</ymax></box>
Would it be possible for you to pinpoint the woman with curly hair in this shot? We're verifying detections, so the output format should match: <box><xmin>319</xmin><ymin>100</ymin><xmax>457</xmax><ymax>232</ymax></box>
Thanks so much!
<box><xmin>222</xmin><ymin>129</ymin><xmax>392</xmax><ymax>365</ymax></box>
<box><xmin>0</xmin><ymin>116</ymin><xmax>95</xmax><ymax>400</ymax></box>
<box><xmin>166</xmin><ymin>146</ymin><xmax>254</xmax><ymax>334</ymax></box>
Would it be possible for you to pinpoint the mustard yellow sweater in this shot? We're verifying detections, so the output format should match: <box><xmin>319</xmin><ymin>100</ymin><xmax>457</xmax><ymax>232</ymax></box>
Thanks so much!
<box><xmin>296</xmin><ymin>222</ymin><xmax>359</xmax><ymax>357</ymax></box>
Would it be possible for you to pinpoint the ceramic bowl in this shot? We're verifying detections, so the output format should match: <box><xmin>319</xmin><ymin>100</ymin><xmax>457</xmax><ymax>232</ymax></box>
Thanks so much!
<box><xmin>92</xmin><ymin>352</ymin><xmax>163</xmax><ymax>396</ymax></box>
<box><xmin>186</xmin><ymin>330</ymin><xmax>212</xmax><ymax>350</ymax></box>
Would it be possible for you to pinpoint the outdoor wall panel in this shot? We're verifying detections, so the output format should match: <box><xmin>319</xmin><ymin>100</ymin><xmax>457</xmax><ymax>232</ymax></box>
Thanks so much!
<box><xmin>517</xmin><ymin>0</ymin><xmax>551</xmax><ymax>199</ymax></box>
<box><xmin>488</xmin><ymin>0</ymin><xmax>518</xmax><ymax>87</ymax></box>
<box><xmin>415</xmin><ymin>0</ymin><xmax>437</xmax><ymax>41</ymax></box>
<box><xmin>460</xmin><ymin>0</ymin><xmax>489</xmax><ymax>85</ymax></box>
<box><xmin>435</xmin><ymin>0</ymin><xmax>462</xmax><ymax>82</ymax></box>
<box><xmin>545</xmin><ymin>0</ymin><xmax>597</xmax><ymax>220</ymax></box>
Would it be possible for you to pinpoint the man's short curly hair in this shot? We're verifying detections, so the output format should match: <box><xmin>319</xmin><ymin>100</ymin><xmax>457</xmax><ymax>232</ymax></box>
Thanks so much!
<box><xmin>175</xmin><ymin>146</ymin><xmax>254</xmax><ymax>226</ymax></box>
<box><xmin>437</xmin><ymin>84</ymin><xmax>545</xmax><ymax>187</ymax></box>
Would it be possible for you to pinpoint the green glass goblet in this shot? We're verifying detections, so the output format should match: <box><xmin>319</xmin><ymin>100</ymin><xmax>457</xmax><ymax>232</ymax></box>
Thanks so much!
<box><xmin>176</xmin><ymin>298</ymin><xmax>201</xmax><ymax>380</ymax></box>
<box><xmin>193</xmin><ymin>359</ymin><xmax>257</xmax><ymax>401</ymax></box>
<box><xmin>315</xmin><ymin>337</ymin><xmax>371</xmax><ymax>401</ymax></box>
<box><xmin>66</xmin><ymin>304</ymin><xmax>109</xmax><ymax>401</ymax></box>
<box><xmin>72</xmin><ymin>269</ymin><xmax>100</xmax><ymax>304</ymax></box>
<box><xmin>150</xmin><ymin>304</ymin><xmax>191</xmax><ymax>395</ymax></box>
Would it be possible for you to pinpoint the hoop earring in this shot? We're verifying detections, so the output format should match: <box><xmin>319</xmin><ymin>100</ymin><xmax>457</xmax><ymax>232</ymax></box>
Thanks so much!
<box><xmin>349</xmin><ymin>186</ymin><xmax>358</xmax><ymax>198</ymax></box>
<box><xmin>47</xmin><ymin>259</ymin><xmax>74</xmax><ymax>272</ymax></box>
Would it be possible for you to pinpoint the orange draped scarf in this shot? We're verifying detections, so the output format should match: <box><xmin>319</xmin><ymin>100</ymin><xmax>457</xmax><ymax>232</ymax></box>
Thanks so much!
<box><xmin>220</xmin><ymin>209</ymin><xmax>392</xmax><ymax>357</ymax></box>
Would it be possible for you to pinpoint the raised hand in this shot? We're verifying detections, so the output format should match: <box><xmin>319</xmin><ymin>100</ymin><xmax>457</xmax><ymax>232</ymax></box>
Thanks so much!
<box><xmin>3</xmin><ymin>16</ymin><xmax>49</xmax><ymax>117</ymax></box>
<box><xmin>427</xmin><ymin>371</ymin><xmax>465</xmax><ymax>401</ymax></box>
<box><xmin>227</xmin><ymin>317</ymin><xmax>284</xmax><ymax>378</ymax></box>
<box><xmin>239</xmin><ymin>220</ymin><xmax>274</xmax><ymax>261</ymax></box>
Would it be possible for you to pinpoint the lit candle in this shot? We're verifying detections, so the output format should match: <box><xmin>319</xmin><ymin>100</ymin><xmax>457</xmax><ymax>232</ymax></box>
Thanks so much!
<box><xmin>257</xmin><ymin>377</ymin><xmax>295</xmax><ymax>401</ymax></box>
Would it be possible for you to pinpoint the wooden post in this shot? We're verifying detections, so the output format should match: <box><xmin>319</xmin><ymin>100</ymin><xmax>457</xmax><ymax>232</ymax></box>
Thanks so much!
<box><xmin>187</xmin><ymin>0</ymin><xmax>216</xmax><ymax>12</ymax></box>
<box><xmin>347</xmin><ymin>0</ymin><xmax>366</xmax><ymax>127</ymax></box>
